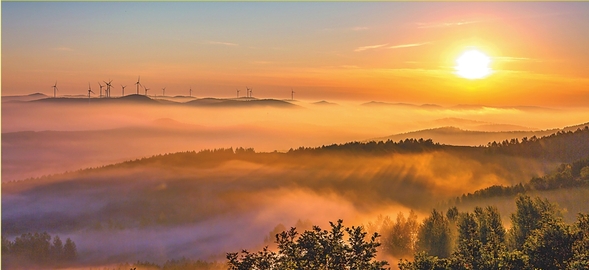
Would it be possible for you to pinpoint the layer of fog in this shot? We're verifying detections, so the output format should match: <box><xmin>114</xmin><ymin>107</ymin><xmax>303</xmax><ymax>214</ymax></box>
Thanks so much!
<box><xmin>2</xmin><ymin>96</ymin><xmax>588</xmax><ymax>266</ymax></box>
<box><xmin>2</xmin><ymin>98</ymin><xmax>588</xmax><ymax>182</ymax></box>
<box><xmin>2</xmin><ymin>145</ymin><xmax>554</xmax><ymax>265</ymax></box>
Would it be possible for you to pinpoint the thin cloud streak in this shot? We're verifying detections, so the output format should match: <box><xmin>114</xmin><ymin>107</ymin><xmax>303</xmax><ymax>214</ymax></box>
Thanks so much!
<box><xmin>388</xmin><ymin>42</ymin><xmax>431</xmax><ymax>49</ymax></box>
<box><xmin>354</xmin><ymin>43</ymin><xmax>389</xmax><ymax>52</ymax></box>
<box><xmin>207</xmin><ymin>41</ymin><xmax>239</xmax><ymax>46</ymax></box>
<box><xmin>494</xmin><ymin>56</ymin><xmax>543</xmax><ymax>62</ymax></box>
<box><xmin>416</xmin><ymin>19</ymin><xmax>486</xmax><ymax>29</ymax></box>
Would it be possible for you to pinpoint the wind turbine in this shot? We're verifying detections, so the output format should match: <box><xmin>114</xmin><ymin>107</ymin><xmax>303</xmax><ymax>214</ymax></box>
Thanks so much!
<box><xmin>246</xmin><ymin>86</ymin><xmax>252</xmax><ymax>98</ymax></box>
<box><xmin>236</xmin><ymin>89</ymin><xmax>240</xmax><ymax>98</ymax></box>
<box><xmin>135</xmin><ymin>76</ymin><xmax>141</xmax><ymax>95</ymax></box>
<box><xmin>189</xmin><ymin>87</ymin><xmax>192</xmax><ymax>97</ymax></box>
<box><xmin>162</xmin><ymin>87</ymin><xmax>166</xmax><ymax>97</ymax></box>
<box><xmin>87</xmin><ymin>83</ymin><xmax>95</xmax><ymax>98</ymax></box>
<box><xmin>121</xmin><ymin>85</ymin><xmax>127</xmax><ymax>96</ymax></box>
<box><xmin>103</xmin><ymin>80</ymin><xmax>113</xmax><ymax>98</ymax></box>
<box><xmin>51</xmin><ymin>81</ymin><xmax>58</xmax><ymax>98</ymax></box>
<box><xmin>98</xmin><ymin>82</ymin><xmax>104</xmax><ymax>98</ymax></box>
<box><xmin>291</xmin><ymin>88</ymin><xmax>295</xmax><ymax>101</ymax></box>
<box><xmin>143</xmin><ymin>85</ymin><xmax>149</xmax><ymax>96</ymax></box>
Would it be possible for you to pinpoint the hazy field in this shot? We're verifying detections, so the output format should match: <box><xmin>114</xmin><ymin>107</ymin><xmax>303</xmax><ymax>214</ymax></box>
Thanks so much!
<box><xmin>3</xmin><ymin>94</ymin><xmax>587</xmax><ymax>182</ymax></box>
<box><xmin>3</xmin><ymin>95</ymin><xmax>589</xmax><ymax>267</ymax></box>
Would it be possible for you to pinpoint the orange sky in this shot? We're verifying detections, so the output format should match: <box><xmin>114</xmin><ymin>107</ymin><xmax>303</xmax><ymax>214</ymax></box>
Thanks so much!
<box><xmin>2</xmin><ymin>2</ymin><xmax>589</xmax><ymax>106</ymax></box>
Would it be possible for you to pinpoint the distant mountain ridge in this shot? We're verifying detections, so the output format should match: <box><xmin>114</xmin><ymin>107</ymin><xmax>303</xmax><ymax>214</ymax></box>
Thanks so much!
<box><xmin>370</xmin><ymin>120</ymin><xmax>589</xmax><ymax>147</ymax></box>
<box><xmin>18</xmin><ymin>94</ymin><xmax>298</xmax><ymax>108</ymax></box>
<box><xmin>2</xmin><ymin>93</ymin><xmax>48</xmax><ymax>102</ymax></box>
<box><xmin>361</xmin><ymin>101</ymin><xmax>558</xmax><ymax>112</ymax></box>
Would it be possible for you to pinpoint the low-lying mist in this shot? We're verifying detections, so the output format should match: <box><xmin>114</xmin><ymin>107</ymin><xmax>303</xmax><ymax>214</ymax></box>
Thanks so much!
<box><xmin>2</xmin><ymin>147</ymin><xmax>552</xmax><ymax>265</ymax></box>
<box><xmin>2</xmin><ymin>97</ymin><xmax>588</xmax><ymax>181</ymax></box>
<box><xmin>2</xmin><ymin>96</ymin><xmax>588</xmax><ymax>266</ymax></box>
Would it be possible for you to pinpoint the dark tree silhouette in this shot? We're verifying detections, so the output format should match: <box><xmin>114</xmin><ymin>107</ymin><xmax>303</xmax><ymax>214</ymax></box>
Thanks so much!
<box><xmin>227</xmin><ymin>220</ymin><xmax>389</xmax><ymax>270</ymax></box>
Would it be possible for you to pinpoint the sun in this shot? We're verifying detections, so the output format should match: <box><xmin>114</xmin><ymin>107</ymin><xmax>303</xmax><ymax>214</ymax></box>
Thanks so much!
<box><xmin>455</xmin><ymin>49</ymin><xmax>492</xmax><ymax>79</ymax></box>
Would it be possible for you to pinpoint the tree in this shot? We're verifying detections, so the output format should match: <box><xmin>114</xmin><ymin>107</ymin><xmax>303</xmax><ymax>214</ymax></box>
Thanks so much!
<box><xmin>380</xmin><ymin>211</ymin><xmax>418</xmax><ymax>257</ymax></box>
<box><xmin>509</xmin><ymin>195</ymin><xmax>561</xmax><ymax>249</ymax></box>
<box><xmin>227</xmin><ymin>220</ymin><xmax>389</xmax><ymax>270</ymax></box>
<box><xmin>50</xmin><ymin>235</ymin><xmax>64</xmax><ymax>262</ymax></box>
<box><xmin>568</xmin><ymin>213</ymin><xmax>589</xmax><ymax>269</ymax></box>
<box><xmin>523</xmin><ymin>220</ymin><xmax>575</xmax><ymax>269</ymax></box>
<box><xmin>63</xmin><ymin>238</ymin><xmax>77</xmax><ymax>261</ymax></box>
<box><xmin>453</xmin><ymin>213</ymin><xmax>484</xmax><ymax>270</ymax></box>
<box><xmin>417</xmin><ymin>210</ymin><xmax>452</xmax><ymax>258</ymax></box>
<box><xmin>398</xmin><ymin>252</ymin><xmax>450</xmax><ymax>270</ymax></box>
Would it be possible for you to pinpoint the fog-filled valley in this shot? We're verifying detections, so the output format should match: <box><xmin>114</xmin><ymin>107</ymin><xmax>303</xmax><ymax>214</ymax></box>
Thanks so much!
<box><xmin>3</xmin><ymin>94</ymin><xmax>588</xmax><ymax>182</ymax></box>
<box><xmin>2</xmin><ymin>94</ymin><xmax>589</xmax><ymax>268</ymax></box>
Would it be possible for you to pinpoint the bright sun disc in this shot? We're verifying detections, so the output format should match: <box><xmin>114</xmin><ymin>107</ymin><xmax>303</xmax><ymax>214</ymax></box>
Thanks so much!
<box><xmin>455</xmin><ymin>49</ymin><xmax>492</xmax><ymax>79</ymax></box>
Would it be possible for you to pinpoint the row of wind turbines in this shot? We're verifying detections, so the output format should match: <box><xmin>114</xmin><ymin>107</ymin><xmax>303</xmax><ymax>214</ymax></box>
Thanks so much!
<box><xmin>52</xmin><ymin>77</ymin><xmax>296</xmax><ymax>100</ymax></box>
<box><xmin>52</xmin><ymin>77</ymin><xmax>192</xmax><ymax>99</ymax></box>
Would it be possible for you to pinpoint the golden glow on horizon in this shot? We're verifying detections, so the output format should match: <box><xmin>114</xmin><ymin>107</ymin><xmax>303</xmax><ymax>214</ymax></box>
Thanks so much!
<box><xmin>455</xmin><ymin>49</ymin><xmax>492</xmax><ymax>79</ymax></box>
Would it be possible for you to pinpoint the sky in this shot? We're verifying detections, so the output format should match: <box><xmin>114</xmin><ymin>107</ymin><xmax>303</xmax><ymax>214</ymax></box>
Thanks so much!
<box><xmin>2</xmin><ymin>2</ymin><xmax>589</xmax><ymax>106</ymax></box>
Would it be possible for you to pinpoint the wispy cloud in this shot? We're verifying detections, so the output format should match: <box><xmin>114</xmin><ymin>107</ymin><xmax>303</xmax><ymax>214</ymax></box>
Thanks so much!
<box><xmin>354</xmin><ymin>43</ymin><xmax>389</xmax><ymax>52</ymax></box>
<box><xmin>416</xmin><ymin>20</ymin><xmax>485</xmax><ymax>29</ymax></box>
<box><xmin>494</xmin><ymin>56</ymin><xmax>543</xmax><ymax>62</ymax></box>
<box><xmin>388</xmin><ymin>42</ymin><xmax>431</xmax><ymax>49</ymax></box>
<box><xmin>207</xmin><ymin>41</ymin><xmax>238</xmax><ymax>46</ymax></box>
<box><xmin>51</xmin><ymin>47</ymin><xmax>73</xmax><ymax>51</ymax></box>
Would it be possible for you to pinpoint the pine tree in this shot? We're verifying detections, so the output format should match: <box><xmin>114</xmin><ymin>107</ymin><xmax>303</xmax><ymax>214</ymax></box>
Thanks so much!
<box><xmin>63</xmin><ymin>238</ymin><xmax>77</xmax><ymax>261</ymax></box>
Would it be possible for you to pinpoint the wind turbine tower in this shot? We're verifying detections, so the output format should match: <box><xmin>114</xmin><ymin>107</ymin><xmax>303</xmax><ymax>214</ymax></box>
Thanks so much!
<box><xmin>189</xmin><ymin>87</ymin><xmax>192</xmax><ymax>97</ymax></box>
<box><xmin>291</xmin><ymin>89</ymin><xmax>295</xmax><ymax>101</ymax></box>
<box><xmin>236</xmin><ymin>89</ymin><xmax>240</xmax><ymax>98</ymax></box>
<box><xmin>87</xmin><ymin>83</ymin><xmax>95</xmax><ymax>98</ymax></box>
<box><xmin>121</xmin><ymin>85</ymin><xmax>127</xmax><ymax>96</ymax></box>
<box><xmin>144</xmin><ymin>85</ymin><xmax>149</xmax><ymax>96</ymax></box>
<box><xmin>51</xmin><ymin>81</ymin><xmax>58</xmax><ymax>98</ymax></box>
<box><xmin>246</xmin><ymin>86</ymin><xmax>252</xmax><ymax>98</ymax></box>
<box><xmin>98</xmin><ymin>82</ymin><xmax>104</xmax><ymax>98</ymax></box>
<box><xmin>162</xmin><ymin>87</ymin><xmax>166</xmax><ymax>97</ymax></box>
<box><xmin>104</xmin><ymin>80</ymin><xmax>113</xmax><ymax>98</ymax></box>
<box><xmin>135</xmin><ymin>76</ymin><xmax>141</xmax><ymax>95</ymax></box>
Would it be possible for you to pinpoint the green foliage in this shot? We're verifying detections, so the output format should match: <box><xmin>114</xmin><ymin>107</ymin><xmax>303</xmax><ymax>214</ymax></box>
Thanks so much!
<box><xmin>63</xmin><ymin>237</ymin><xmax>78</xmax><ymax>261</ymax></box>
<box><xmin>288</xmin><ymin>138</ymin><xmax>440</xmax><ymax>155</ymax></box>
<box><xmin>454</xmin><ymin>212</ymin><xmax>485</xmax><ymax>269</ymax></box>
<box><xmin>417</xmin><ymin>210</ymin><xmax>452</xmax><ymax>258</ymax></box>
<box><xmin>486</xmin><ymin>126</ymin><xmax>589</xmax><ymax>162</ymax></box>
<box><xmin>227</xmin><ymin>220</ymin><xmax>389</xmax><ymax>270</ymax></box>
<box><xmin>451</xmin><ymin>207</ymin><xmax>507</xmax><ymax>270</ymax></box>
<box><xmin>1</xmin><ymin>232</ymin><xmax>77</xmax><ymax>267</ymax></box>
<box><xmin>510</xmin><ymin>194</ymin><xmax>562</xmax><ymax>249</ymax></box>
<box><xmin>568</xmin><ymin>214</ymin><xmax>589</xmax><ymax>269</ymax></box>
<box><xmin>385</xmin><ymin>211</ymin><xmax>419</xmax><ymax>257</ymax></box>
<box><xmin>398</xmin><ymin>252</ymin><xmax>450</xmax><ymax>270</ymax></box>
<box><xmin>523</xmin><ymin>221</ymin><xmax>575</xmax><ymax>269</ymax></box>
<box><xmin>403</xmin><ymin>196</ymin><xmax>589</xmax><ymax>270</ymax></box>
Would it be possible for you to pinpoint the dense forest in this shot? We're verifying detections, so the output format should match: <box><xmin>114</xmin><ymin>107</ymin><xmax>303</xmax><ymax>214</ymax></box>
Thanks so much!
<box><xmin>3</xmin><ymin>125</ymin><xmax>589</xmax><ymax>268</ymax></box>
<box><xmin>5</xmin><ymin>125</ymin><xmax>588</xmax><ymax>185</ymax></box>
<box><xmin>1</xmin><ymin>232</ymin><xmax>77</xmax><ymax>268</ymax></box>
<box><xmin>452</xmin><ymin>156</ymin><xmax>589</xmax><ymax>205</ymax></box>
<box><xmin>229</xmin><ymin>195</ymin><xmax>589</xmax><ymax>270</ymax></box>
<box><xmin>398</xmin><ymin>195</ymin><xmax>589</xmax><ymax>270</ymax></box>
